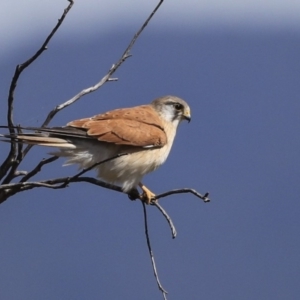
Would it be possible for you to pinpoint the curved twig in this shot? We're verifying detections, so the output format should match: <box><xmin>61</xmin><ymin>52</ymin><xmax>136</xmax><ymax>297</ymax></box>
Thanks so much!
<box><xmin>156</xmin><ymin>188</ymin><xmax>210</xmax><ymax>203</ymax></box>
<box><xmin>153</xmin><ymin>202</ymin><xmax>177</xmax><ymax>239</ymax></box>
<box><xmin>142</xmin><ymin>202</ymin><xmax>168</xmax><ymax>299</ymax></box>
<box><xmin>20</xmin><ymin>156</ymin><xmax>59</xmax><ymax>182</ymax></box>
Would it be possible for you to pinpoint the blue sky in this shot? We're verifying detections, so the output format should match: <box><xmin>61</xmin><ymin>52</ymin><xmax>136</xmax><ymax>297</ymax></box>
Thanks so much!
<box><xmin>1</xmin><ymin>1</ymin><xmax>300</xmax><ymax>299</ymax></box>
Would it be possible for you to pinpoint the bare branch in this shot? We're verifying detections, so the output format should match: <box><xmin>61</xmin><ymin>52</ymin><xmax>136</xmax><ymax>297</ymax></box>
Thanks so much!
<box><xmin>153</xmin><ymin>202</ymin><xmax>177</xmax><ymax>239</ymax></box>
<box><xmin>40</xmin><ymin>0</ymin><xmax>165</xmax><ymax>129</ymax></box>
<box><xmin>0</xmin><ymin>0</ymin><xmax>74</xmax><ymax>181</ymax></box>
<box><xmin>142</xmin><ymin>202</ymin><xmax>168</xmax><ymax>299</ymax></box>
<box><xmin>0</xmin><ymin>176</ymin><xmax>122</xmax><ymax>194</ymax></box>
<box><xmin>120</xmin><ymin>0</ymin><xmax>164</xmax><ymax>63</ymax></box>
<box><xmin>0</xmin><ymin>173</ymin><xmax>210</xmax><ymax>209</ymax></box>
<box><xmin>0</xmin><ymin>175</ymin><xmax>121</xmax><ymax>206</ymax></box>
<box><xmin>156</xmin><ymin>189</ymin><xmax>210</xmax><ymax>203</ymax></box>
<box><xmin>20</xmin><ymin>156</ymin><xmax>59</xmax><ymax>182</ymax></box>
<box><xmin>0</xmin><ymin>154</ymin><xmax>128</xmax><ymax>204</ymax></box>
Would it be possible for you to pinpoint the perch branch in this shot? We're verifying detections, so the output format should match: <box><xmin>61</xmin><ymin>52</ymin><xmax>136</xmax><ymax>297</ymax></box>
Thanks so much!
<box><xmin>156</xmin><ymin>189</ymin><xmax>210</xmax><ymax>203</ymax></box>
<box><xmin>0</xmin><ymin>174</ymin><xmax>210</xmax><ymax>209</ymax></box>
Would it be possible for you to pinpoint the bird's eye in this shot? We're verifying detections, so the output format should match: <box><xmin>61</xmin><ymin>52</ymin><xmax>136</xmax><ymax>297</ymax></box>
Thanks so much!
<box><xmin>173</xmin><ymin>103</ymin><xmax>183</xmax><ymax>110</ymax></box>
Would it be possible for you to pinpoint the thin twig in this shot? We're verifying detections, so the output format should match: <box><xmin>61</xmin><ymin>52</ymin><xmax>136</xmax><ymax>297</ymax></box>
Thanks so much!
<box><xmin>153</xmin><ymin>202</ymin><xmax>177</xmax><ymax>239</ymax></box>
<box><xmin>0</xmin><ymin>177</ymin><xmax>122</xmax><ymax>193</ymax></box>
<box><xmin>0</xmin><ymin>154</ymin><xmax>128</xmax><ymax>204</ymax></box>
<box><xmin>0</xmin><ymin>176</ymin><xmax>124</xmax><ymax>205</ymax></box>
<box><xmin>0</xmin><ymin>0</ymin><xmax>74</xmax><ymax>181</ymax></box>
<box><xmin>119</xmin><ymin>0</ymin><xmax>164</xmax><ymax>63</ymax></box>
<box><xmin>156</xmin><ymin>189</ymin><xmax>210</xmax><ymax>203</ymax></box>
<box><xmin>20</xmin><ymin>156</ymin><xmax>59</xmax><ymax>182</ymax></box>
<box><xmin>142</xmin><ymin>202</ymin><xmax>168</xmax><ymax>300</ymax></box>
<box><xmin>40</xmin><ymin>0</ymin><xmax>165</xmax><ymax>129</ymax></box>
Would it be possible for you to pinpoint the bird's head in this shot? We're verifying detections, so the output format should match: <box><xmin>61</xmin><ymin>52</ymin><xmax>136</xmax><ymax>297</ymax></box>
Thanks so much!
<box><xmin>151</xmin><ymin>96</ymin><xmax>191</xmax><ymax>127</ymax></box>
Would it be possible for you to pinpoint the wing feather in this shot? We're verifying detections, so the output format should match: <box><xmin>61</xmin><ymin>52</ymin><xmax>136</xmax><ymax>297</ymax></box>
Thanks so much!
<box><xmin>67</xmin><ymin>105</ymin><xmax>167</xmax><ymax>147</ymax></box>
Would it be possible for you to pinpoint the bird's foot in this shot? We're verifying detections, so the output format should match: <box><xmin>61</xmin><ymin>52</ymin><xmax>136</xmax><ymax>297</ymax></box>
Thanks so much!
<box><xmin>139</xmin><ymin>183</ymin><xmax>156</xmax><ymax>204</ymax></box>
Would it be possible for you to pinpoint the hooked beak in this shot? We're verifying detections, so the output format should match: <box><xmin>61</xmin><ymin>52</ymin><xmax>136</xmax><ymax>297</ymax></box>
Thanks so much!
<box><xmin>183</xmin><ymin>109</ymin><xmax>191</xmax><ymax>123</ymax></box>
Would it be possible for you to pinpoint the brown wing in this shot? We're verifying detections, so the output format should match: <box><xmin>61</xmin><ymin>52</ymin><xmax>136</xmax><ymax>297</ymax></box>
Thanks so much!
<box><xmin>67</xmin><ymin>105</ymin><xmax>167</xmax><ymax>148</ymax></box>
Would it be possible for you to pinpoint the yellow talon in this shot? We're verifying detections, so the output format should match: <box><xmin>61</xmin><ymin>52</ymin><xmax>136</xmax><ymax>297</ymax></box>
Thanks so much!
<box><xmin>139</xmin><ymin>183</ymin><xmax>156</xmax><ymax>204</ymax></box>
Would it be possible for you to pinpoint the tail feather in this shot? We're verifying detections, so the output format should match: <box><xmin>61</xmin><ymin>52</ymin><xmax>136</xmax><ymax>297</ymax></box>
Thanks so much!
<box><xmin>0</xmin><ymin>125</ymin><xmax>90</xmax><ymax>149</ymax></box>
<box><xmin>0</xmin><ymin>133</ymin><xmax>76</xmax><ymax>149</ymax></box>
<box><xmin>0</xmin><ymin>125</ymin><xmax>88</xmax><ymax>139</ymax></box>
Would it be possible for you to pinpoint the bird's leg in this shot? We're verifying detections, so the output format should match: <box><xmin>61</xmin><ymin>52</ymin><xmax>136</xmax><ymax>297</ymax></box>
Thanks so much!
<box><xmin>138</xmin><ymin>182</ymin><xmax>156</xmax><ymax>204</ymax></box>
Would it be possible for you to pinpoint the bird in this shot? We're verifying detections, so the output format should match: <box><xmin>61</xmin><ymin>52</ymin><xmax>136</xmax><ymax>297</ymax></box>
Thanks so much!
<box><xmin>1</xmin><ymin>95</ymin><xmax>191</xmax><ymax>203</ymax></box>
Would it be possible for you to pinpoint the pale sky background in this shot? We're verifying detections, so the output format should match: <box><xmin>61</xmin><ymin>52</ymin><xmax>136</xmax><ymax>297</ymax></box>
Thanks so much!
<box><xmin>1</xmin><ymin>0</ymin><xmax>300</xmax><ymax>57</ymax></box>
<box><xmin>1</xmin><ymin>1</ymin><xmax>300</xmax><ymax>300</ymax></box>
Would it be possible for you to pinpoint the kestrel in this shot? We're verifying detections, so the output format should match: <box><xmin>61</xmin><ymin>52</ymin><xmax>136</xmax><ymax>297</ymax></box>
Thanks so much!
<box><xmin>1</xmin><ymin>96</ymin><xmax>191</xmax><ymax>203</ymax></box>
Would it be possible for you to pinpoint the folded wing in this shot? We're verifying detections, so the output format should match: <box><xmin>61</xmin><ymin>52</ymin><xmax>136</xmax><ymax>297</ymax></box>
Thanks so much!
<box><xmin>68</xmin><ymin>105</ymin><xmax>167</xmax><ymax>148</ymax></box>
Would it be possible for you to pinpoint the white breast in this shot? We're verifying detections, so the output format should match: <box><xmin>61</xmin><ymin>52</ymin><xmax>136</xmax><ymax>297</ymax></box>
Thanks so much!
<box><xmin>96</xmin><ymin>121</ymin><xmax>177</xmax><ymax>192</ymax></box>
